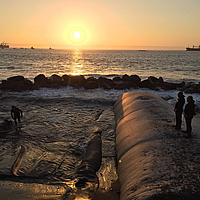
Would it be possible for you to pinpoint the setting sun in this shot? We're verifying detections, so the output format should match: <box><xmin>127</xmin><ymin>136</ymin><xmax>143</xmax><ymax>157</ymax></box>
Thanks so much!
<box><xmin>67</xmin><ymin>27</ymin><xmax>87</xmax><ymax>46</ymax></box>
<box><xmin>73</xmin><ymin>31</ymin><xmax>81</xmax><ymax>39</ymax></box>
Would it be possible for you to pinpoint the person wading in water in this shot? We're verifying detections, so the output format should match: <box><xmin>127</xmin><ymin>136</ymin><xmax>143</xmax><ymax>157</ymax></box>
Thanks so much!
<box><xmin>11</xmin><ymin>106</ymin><xmax>23</xmax><ymax>126</ymax></box>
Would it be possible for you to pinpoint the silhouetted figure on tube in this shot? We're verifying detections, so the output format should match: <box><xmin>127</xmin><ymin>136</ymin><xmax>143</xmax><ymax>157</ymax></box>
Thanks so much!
<box><xmin>184</xmin><ymin>96</ymin><xmax>195</xmax><ymax>138</ymax></box>
<box><xmin>174</xmin><ymin>91</ymin><xmax>185</xmax><ymax>129</ymax></box>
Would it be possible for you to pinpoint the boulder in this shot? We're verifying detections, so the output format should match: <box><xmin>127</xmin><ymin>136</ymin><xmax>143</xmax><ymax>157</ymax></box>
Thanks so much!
<box><xmin>62</xmin><ymin>74</ymin><xmax>69</xmax><ymax>86</ymax></box>
<box><xmin>130</xmin><ymin>74</ymin><xmax>141</xmax><ymax>84</ymax></box>
<box><xmin>87</xmin><ymin>77</ymin><xmax>97</xmax><ymax>82</ymax></box>
<box><xmin>24</xmin><ymin>79</ymin><xmax>39</xmax><ymax>90</ymax></box>
<box><xmin>101</xmin><ymin>83</ymin><xmax>113</xmax><ymax>90</ymax></box>
<box><xmin>113</xmin><ymin>77</ymin><xmax>122</xmax><ymax>82</ymax></box>
<box><xmin>34</xmin><ymin>74</ymin><xmax>52</xmax><ymax>87</ymax></box>
<box><xmin>68</xmin><ymin>75</ymin><xmax>86</xmax><ymax>87</ymax></box>
<box><xmin>98</xmin><ymin>77</ymin><xmax>113</xmax><ymax>89</ymax></box>
<box><xmin>31</xmin><ymin>82</ymin><xmax>40</xmax><ymax>90</ymax></box>
<box><xmin>50</xmin><ymin>74</ymin><xmax>62</xmax><ymax>84</ymax></box>
<box><xmin>34</xmin><ymin>74</ymin><xmax>46</xmax><ymax>83</ymax></box>
<box><xmin>7</xmin><ymin>76</ymin><xmax>25</xmax><ymax>82</ymax></box>
<box><xmin>161</xmin><ymin>81</ymin><xmax>185</xmax><ymax>91</ymax></box>
<box><xmin>185</xmin><ymin>83</ymin><xmax>200</xmax><ymax>94</ymax></box>
<box><xmin>113</xmin><ymin>75</ymin><xmax>137</xmax><ymax>90</ymax></box>
<box><xmin>161</xmin><ymin>82</ymin><xmax>177</xmax><ymax>90</ymax></box>
<box><xmin>84</xmin><ymin>80</ymin><xmax>99</xmax><ymax>89</ymax></box>
<box><xmin>48</xmin><ymin>74</ymin><xmax>63</xmax><ymax>88</ymax></box>
<box><xmin>122</xmin><ymin>75</ymin><xmax>138</xmax><ymax>88</ymax></box>
<box><xmin>0</xmin><ymin>76</ymin><xmax>35</xmax><ymax>91</ymax></box>
<box><xmin>113</xmin><ymin>81</ymin><xmax>131</xmax><ymax>90</ymax></box>
<box><xmin>158</xmin><ymin>76</ymin><xmax>164</xmax><ymax>86</ymax></box>
<box><xmin>148</xmin><ymin>76</ymin><xmax>160</xmax><ymax>87</ymax></box>
<box><xmin>176</xmin><ymin>81</ymin><xmax>185</xmax><ymax>89</ymax></box>
<box><xmin>139</xmin><ymin>79</ymin><xmax>155</xmax><ymax>89</ymax></box>
<box><xmin>122</xmin><ymin>74</ymin><xmax>132</xmax><ymax>82</ymax></box>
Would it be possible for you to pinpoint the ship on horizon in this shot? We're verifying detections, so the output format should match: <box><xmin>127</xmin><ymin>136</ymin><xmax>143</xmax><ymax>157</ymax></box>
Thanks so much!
<box><xmin>186</xmin><ymin>45</ymin><xmax>200</xmax><ymax>51</ymax></box>
<box><xmin>0</xmin><ymin>41</ymin><xmax>9</xmax><ymax>49</ymax></box>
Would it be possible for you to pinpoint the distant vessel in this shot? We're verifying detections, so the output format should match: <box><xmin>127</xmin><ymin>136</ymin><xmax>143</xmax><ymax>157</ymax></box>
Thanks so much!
<box><xmin>31</xmin><ymin>46</ymin><xmax>35</xmax><ymax>49</ymax></box>
<box><xmin>186</xmin><ymin>45</ymin><xmax>200</xmax><ymax>51</ymax></box>
<box><xmin>0</xmin><ymin>42</ymin><xmax>9</xmax><ymax>49</ymax></box>
<box><xmin>49</xmin><ymin>47</ymin><xmax>54</xmax><ymax>50</ymax></box>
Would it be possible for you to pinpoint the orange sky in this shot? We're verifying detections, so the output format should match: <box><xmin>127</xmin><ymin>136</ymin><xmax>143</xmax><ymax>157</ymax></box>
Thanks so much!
<box><xmin>1</xmin><ymin>0</ymin><xmax>200</xmax><ymax>50</ymax></box>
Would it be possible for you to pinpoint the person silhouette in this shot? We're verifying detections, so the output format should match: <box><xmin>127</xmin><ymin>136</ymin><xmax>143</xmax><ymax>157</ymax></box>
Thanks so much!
<box><xmin>184</xmin><ymin>96</ymin><xmax>195</xmax><ymax>138</ymax></box>
<box><xmin>11</xmin><ymin>106</ymin><xmax>23</xmax><ymax>126</ymax></box>
<box><xmin>174</xmin><ymin>91</ymin><xmax>185</xmax><ymax>130</ymax></box>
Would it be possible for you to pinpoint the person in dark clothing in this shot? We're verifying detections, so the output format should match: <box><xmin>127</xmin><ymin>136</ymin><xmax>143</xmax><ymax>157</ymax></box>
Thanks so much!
<box><xmin>174</xmin><ymin>91</ymin><xmax>185</xmax><ymax>129</ymax></box>
<box><xmin>184</xmin><ymin>96</ymin><xmax>195</xmax><ymax>138</ymax></box>
<box><xmin>11</xmin><ymin>106</ymin><xmax>23</xmax><ymax>125</ymax></box>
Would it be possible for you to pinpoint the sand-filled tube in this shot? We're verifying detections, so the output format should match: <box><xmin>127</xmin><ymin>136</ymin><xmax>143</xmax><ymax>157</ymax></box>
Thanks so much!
<box><xmin>76</xmin><ymin>131</ymin><xmax>102</xmax><ymax>187</ymax></box>
<box><xmin>114</xmin><ymin>91</ymin><xmax>200</xmax><ymax>200</ymax></box>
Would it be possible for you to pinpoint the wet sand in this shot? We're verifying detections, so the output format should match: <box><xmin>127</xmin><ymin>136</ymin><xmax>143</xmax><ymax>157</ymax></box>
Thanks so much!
<box><xmin>0</xmin><ymin>91</ymin><xmax>117</xmax><ymax>200</ymax></box>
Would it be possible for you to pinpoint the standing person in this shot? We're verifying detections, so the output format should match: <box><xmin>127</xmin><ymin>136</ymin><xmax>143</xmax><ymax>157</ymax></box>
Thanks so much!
<box><xmin>174</xmin><ymin>91</ymin><xmax>185</xmax><ymax>130</ymax></box>
<box><xmin>11</xmin><ymin>106</ymin><xmax>23</xmax><ymax>126</ymax></box>
<box><xmin>184</xmin><ymin>96</ymin><xmax>195</xmax><ymax>138</ymax></box>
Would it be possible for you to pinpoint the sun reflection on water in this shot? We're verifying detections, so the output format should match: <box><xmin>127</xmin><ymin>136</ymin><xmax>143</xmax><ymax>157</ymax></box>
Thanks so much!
<box><xmin>71</xmin><ymin>50</ymin><xmax>83</xmax><ymax>75</ymax></box>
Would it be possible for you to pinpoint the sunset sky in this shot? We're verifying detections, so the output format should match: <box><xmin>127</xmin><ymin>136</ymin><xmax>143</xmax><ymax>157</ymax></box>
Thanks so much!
<box><xmin>1</xmin><ymin>0</ymin><xmax>200</xmax><ymax>50</ymax></box>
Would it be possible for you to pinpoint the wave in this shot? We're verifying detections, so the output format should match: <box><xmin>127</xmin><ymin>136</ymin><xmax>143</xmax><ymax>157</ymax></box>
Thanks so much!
<box><xmin>5</xmin><ymin>87</ymin><xmax>116</xmax><ymax>106</ymax></box>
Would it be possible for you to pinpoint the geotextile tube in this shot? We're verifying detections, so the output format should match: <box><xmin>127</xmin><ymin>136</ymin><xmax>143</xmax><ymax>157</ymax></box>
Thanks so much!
<box><xmin>76</xmin><ymin>132</ymin><xmax>102</xmax><ymax>187</ymax></box>
<box><xmin>114</xmin><ymin>91</ymin><xmax>200</xmax><ymax>200</ymax></box>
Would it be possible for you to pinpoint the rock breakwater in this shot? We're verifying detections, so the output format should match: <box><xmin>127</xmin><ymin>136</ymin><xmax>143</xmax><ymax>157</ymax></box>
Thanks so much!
<box><xmin>1</xmin><ymin>74</ymin><xmax>200</xmax><ymax>93</ymax></box>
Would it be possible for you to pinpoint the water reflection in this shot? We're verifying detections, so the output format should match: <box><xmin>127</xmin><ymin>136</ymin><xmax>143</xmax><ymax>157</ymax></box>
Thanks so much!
<box><xmin>71</xmin><ymin>50</ymin><xmax>83</xmax><ymax>75</ymax></box>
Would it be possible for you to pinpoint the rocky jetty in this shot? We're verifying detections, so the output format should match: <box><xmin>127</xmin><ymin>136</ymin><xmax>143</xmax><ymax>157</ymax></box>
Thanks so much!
<box><xmin>1</xmin><ymin>74</ymin><xmax>200</xmax><ymax>93</ymax></box>
<box><xmin>0</xmin><ymin>76</ymin><xmax>39</xmax><ymax>92</ymax></box>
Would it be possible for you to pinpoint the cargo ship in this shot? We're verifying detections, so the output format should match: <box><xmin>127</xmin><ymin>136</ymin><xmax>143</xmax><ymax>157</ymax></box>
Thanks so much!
<box><xmin>0</xmin><ymin>42</ymin><xmax>9</xmax><ymax>49</ymax></box>
<box><xmin>186</xmin><ymin>45</ymin><xmax>200</xmax><ymax>51</ymax></box>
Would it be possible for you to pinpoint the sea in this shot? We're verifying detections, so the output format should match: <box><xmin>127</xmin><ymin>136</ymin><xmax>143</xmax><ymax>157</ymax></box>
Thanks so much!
<box><xmin>0</xmin><ymin>48</ymin><xmax>200</xmax><ymax>198</ymax></box>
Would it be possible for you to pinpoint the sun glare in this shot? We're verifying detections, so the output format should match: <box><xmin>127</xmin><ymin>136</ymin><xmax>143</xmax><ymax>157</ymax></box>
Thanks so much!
<box><xmin>67</xmin><ymin>27</ymin><xmax>86</xmax><ymax>45</ymax></box>
<box><xmin>73</xmin><ymin>31</ymin><xmax>81</xmax><ymax>39</ymax></box>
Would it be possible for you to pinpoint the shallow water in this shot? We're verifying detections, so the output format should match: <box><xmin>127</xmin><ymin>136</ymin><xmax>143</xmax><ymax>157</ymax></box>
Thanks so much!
<box><xmin>1</xmin><ymin>49</ymin><xmax>200</xmax><ymax>82</ymax></box>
